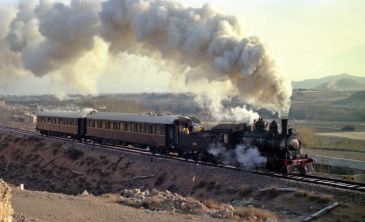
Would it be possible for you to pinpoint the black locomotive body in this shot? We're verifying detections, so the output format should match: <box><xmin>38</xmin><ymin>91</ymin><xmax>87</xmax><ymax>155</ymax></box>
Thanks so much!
<box><xmin>36</xmin><ymin>111</ymin><xmax>313</xmax><ymax>175</ymax></box>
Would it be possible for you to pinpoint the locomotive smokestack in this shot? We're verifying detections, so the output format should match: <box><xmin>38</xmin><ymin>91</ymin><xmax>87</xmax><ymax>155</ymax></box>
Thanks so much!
<box><xmin>281</xmin><ymin>118</ymin><xmax>288</xmax><ymax>136</ymax></box>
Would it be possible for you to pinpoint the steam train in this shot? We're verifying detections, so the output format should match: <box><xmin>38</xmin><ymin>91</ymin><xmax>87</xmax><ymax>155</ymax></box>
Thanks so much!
<box><xmin>36</xmin><ymin>111</ymin><xmax>314</xmax><ymax>175</ymax></box>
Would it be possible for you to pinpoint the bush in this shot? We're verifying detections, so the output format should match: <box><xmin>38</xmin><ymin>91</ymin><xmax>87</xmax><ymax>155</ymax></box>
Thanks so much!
<box><xmin>294</xmin><ymin>190</ymin><xmax>333</xmax><ymax>203</ymax></box>
<box><xmin>341</xmin><ymin>125</ymin><xmax>355</xmax><ymax>131</ymax></box>
<box><xmin>155</xmin><ymin>172</ymin><xmax>167</xmax><ymax>186</ymax></box>
<box><xmin>234</xmin><ymin>207</ymin><xmax>278</xmax><ymax>222</ymax></box>
<box><xmin>238</xmin><ymin>185</ymin><xmax>253</xmax><ymax>197</ymax></box>
<box><xmin>66</xmin><ymin>148</ymin><xmax>84</xmax><ymax>160</ymax></box>
<box><xmin>203</xmin><ymin>199</ymin><xmax>222</xmax><ymax>210</ymax></box>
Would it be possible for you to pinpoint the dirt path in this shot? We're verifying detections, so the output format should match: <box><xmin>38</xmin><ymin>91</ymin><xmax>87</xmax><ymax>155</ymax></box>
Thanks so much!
<box><xmin>11</xmin><ymin>188</ymin><xmax>223</xmax><ymax>222</ymax></box>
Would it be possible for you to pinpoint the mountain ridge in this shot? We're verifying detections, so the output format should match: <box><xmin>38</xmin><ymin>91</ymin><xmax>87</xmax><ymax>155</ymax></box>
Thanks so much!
<box><xmin>292</xmin><ymin>73</ymin><xmax>365</xmax><ymax>90</ymax></box>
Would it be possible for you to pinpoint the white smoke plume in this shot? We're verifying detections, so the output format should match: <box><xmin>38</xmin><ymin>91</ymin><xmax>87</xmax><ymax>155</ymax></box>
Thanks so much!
<box><xmin>0</xmin><ymin>4</ymin><xmax>25</xmax><ymax>84</ymax></box>
<box><xmin>1</xmin><ymin>0</ymin><xmax>292</xmax><ymax>123</ymax></box>
<box><xmin>208</xmin><ymin>144</ymin><xmax>267</xmax><ymax>169</ymax></box>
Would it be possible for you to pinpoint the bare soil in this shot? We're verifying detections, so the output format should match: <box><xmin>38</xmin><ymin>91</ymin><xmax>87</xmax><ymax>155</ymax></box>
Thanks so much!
<box><xmin>11</xmin><ymin>188</ymin><xmax>221</xmax><ymax>222</ymax></box>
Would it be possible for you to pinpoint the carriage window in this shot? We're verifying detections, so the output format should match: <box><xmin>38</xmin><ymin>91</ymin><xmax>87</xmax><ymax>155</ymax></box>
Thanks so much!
<box><xmin>160</xmin><ymin>125</ymin><xmax>165</xmax><ymax>135</ymax></box>
<box><xmin>148</xmin><ymin>125</ymin><xmax>156</xmax><ymax>134</ymax></box>
<box><xmin>113</xmin><ymin>122</ymin><xmax>118</xmax><ymax>130</ymax></box>
<box><xmin>106</xmin><ymin>121</ymin><xmax>111</xmax><ymax>129</ymax></box>
<box><xmin>119</xmin><ymin>122</ymin><xmax>123</xmax><ymax>131</ymax></box>
<box><xmin>141</xmin><ymin>124</ymin><xmax>146</xmax><ymax>133</ymax></box>
<box><xmin>97</xmin><ymin>120</ymin><xmax>102</xmax><ymax>128</ymax></box>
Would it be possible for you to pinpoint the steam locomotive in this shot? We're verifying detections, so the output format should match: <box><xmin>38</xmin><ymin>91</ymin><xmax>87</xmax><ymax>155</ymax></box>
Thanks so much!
<box><xmin>36</xmin><ymin>111</ymin><xmax>313</xmax><ymax>175</ymax></box>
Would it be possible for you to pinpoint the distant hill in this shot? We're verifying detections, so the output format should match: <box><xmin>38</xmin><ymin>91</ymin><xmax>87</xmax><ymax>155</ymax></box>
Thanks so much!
<box><xmin>335</xmin><ymin>91</ymin><xmax>365</xmax><ymax>105</ymax></box>
<box><xmin>292</xmin><ymin>73</ymin><xmax>365</xmax><ymax>90</ymax></box>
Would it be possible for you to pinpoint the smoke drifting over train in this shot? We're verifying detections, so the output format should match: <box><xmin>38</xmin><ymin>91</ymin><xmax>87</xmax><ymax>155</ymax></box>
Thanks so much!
<box><xmin>0</xmin><ymin>0</ymin><xmax>292</xmax><ymax>122</ymax></box>
<box><xmin>208</xmin><ymin>144</ymin><xmax>267</xmax><ymax>170</ymax></box>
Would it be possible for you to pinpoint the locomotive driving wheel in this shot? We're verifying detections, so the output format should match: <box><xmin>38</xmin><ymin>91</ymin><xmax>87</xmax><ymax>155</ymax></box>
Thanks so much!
<box><xmin>298</xmin><ymin>165</ymin><xmax>307</xmax><ymax>176</ymax></box>
<box><xmin>281</xmin><ymin>167</ymin><xmax>288</xmax><ymax>176</ymax></box>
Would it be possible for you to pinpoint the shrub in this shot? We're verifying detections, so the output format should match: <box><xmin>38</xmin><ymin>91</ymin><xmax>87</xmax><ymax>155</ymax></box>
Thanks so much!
<box><xmin>194</xmin><ymin>180</ymin><xmax>207</xmax><ymax>189</ymax></box>
<box><xmin>142</xmin><ymin>196</ymin><xmax>161</xmax><ymax>209</ymax></box>
<box><xmin>294</xmin><ymin>190</ymin><xmax>333</xmax><ymax>203</ymax></box>
<box><xmin>167</xmin><ymin>184</ymin><xmax>179</xmax><ymax>192</ymax></box>
<box><xmin>203</xmin><ymin>199</ymin><xmax>222</xmax><ymax>210</ymax></box>
<box><xmin>155</xmin><ymin>172</ymin><xmax>167</xmax><ymax>186</ymax></box>
<box><xmin>66</xmin><ymin>148</ymin><xmax>84</xmax><ymax>160</ymax></box>
<box><xmin>225</xmin><ymin>187</ymin><xmax>237</xmax><ymax>194</ymax></box>
<box><xmin>234</xmin><ymin>207</ymin><xmax>278</xmax><ymax>222</ymax></box>
<box><xmin>206</xmin><ymin>181</ymin><xmax>216</xmax><ymax>191</ymax></box>
<box><xmin>238</xmin><ymin>185</ymin><xmax>253</xmax><ymax>197</ymax></box>
<box><xmin>341</xmin><ymin>125</ymin><xmax>355</xmax><ymax>131</ymax></box>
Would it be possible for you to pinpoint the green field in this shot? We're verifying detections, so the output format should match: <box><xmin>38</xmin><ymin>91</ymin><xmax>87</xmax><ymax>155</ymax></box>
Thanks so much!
<box><xmin>294</xmin><ymin>120</ymin><xmax>365</xmax><ymax>161</ymax></box>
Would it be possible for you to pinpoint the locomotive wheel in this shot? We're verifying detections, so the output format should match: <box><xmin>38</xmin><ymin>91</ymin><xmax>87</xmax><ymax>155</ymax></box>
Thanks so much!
<box><xmin>149</xmin><ymin>147</ymin><xmax>156</xmax><ymax>154</ymax></box>
<box><xmin>298</xmin><ymin>165</ymin><xmax>307</xmax><ymax>176</ymax></box>
<box><xmin>182</xmin><ymin>152</ymin><xmax>190</xmax><ymax>160</ymax></box>
<box><xmin>281</xmin><ymin>167</ymin><xmax>288</xmax><ymax>176</ymax></box>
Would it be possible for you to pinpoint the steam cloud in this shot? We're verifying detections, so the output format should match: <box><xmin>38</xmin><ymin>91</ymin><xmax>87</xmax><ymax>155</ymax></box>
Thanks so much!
<box><xmin>0</xmin><ymin>0</ymin><xmax>292</xmax><ymax>122</ymax></box>
<box><xmin>208</xmin><ymin>144</ymin><xmax>267</xmax><ymax>169</ymax></box>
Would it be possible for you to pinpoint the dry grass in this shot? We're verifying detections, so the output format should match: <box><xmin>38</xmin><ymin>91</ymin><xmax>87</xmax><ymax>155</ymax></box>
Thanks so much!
<box><xmin>142</xmin><ymin>196</ymin><xmax>162</xmax><ymax>209</ymax></box>
<box><xmin>203</xmin><ymin>199</ymin><xmax>222</xmax><ymax>210</ymax></box>
<box><xmin>238</xmin><ymin>185</ymin><xmax>253</xmax><ymax>197</ymax></box>
<box><xmin>155</xmin><ymin>172</ymin><xmax>167</xmax><ymax>186</ymax></box>
<box><xmin>294</xmin><ymin>190</ymin><xmax>334</xmax><ymax>203</ymax></box>
<box><xmin>258</xmin><ymin>186</ymin><xmax>280</xmax><ymax>198</ymax></box>
<box><xmin>297</xmin><ymin>127</ymin><xmax>317</xmax><ymax>147</ymax></box>
<box><xmin>234</xmin><ymin>207</ymin><xmax>278</xmax><ymax>222</ymax></box>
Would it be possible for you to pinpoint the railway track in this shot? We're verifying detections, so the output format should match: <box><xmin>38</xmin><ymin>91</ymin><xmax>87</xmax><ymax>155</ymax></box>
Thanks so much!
<box><xmin>0</xmin><ymin>125</ymin><xmax>364</xmax><ymax>193</ymax></box>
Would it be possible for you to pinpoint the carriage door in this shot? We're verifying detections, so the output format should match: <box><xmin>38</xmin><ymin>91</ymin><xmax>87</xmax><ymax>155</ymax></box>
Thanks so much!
<box><xmin>78</xmin><ymin>118</ymin><xmax>85</xmax><ymax>136</ymax></box>
<box><xmin>166</xmin><ymin>125</ymin><xmax>174</xmax><ymax>146</ymax></box>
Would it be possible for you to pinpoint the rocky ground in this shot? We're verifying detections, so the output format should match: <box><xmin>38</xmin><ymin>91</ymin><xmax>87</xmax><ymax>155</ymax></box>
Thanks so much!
<box><xmin>0</xmin><ymin>179</ymin><xmax>13</xmax><ymax>222</ymax></box>
<box><xmin>11</xmin><ymin>187</ymin><xmax>224</xmax><ymax>222</ymax></box>
<box><xmin>0</xmin><ymin>132</ymin><xmax>365</xmax><ymax>221</ymax></box>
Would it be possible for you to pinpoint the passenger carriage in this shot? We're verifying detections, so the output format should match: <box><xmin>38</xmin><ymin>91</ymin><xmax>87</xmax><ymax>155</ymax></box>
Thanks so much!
<box><xmin>36</xmin><ymin>111</ymin><xmax>87</xmax><ymax>139</ymax></box>
<box><xmin>85</xmin><ymin>112</ymin><xmax>192</xmax><ymax>153</ymax></box>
